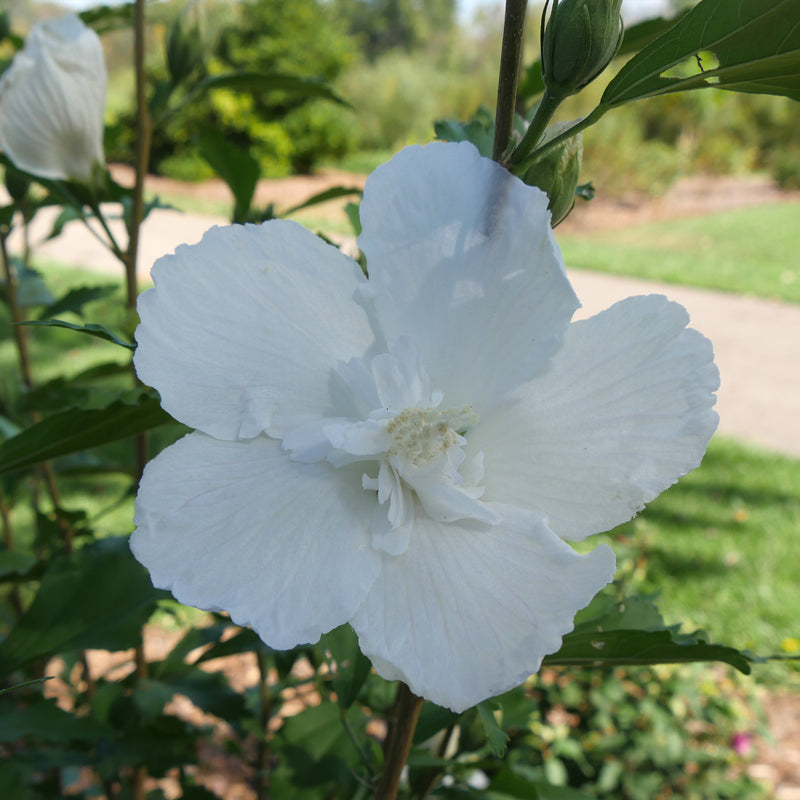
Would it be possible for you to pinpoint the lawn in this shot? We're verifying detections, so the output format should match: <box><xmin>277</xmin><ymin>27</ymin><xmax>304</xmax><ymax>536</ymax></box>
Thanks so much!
<box><xmin>558</xmin><ymin>202</ymin><xmax>800</xmax><ymax>304</ymax></box>
<box><xmin>607</xmin><ymin>436</ymin><xmax>800</xmax><ymax>662</ymax></box>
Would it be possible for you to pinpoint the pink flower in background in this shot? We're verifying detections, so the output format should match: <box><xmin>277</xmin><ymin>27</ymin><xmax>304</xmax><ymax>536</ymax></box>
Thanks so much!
<box><xmin>131</xmin><ymin>142</ymin><xmax>718</xmax><ymax>712</ymax></box>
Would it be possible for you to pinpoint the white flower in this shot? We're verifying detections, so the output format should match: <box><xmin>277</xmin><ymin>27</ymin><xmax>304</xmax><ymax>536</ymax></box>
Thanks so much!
<box><xmin>131</xmin><ymin>142</ymin><xmax>719</xmax><ymax>713</ymax></box>
<box><xmin>0</xmin><ymin>14</ymin><xmax>107</xmax><ymax>182</ymax></box>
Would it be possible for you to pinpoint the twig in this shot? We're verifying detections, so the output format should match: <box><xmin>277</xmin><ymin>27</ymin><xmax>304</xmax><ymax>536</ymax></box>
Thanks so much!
<box><xmin>374</xmin><ymin>683</ymin><xmax>424</xmax><ymax>800</ymax></box>
<box><xmin>493</xmin><ymin>0</ymin><xmax>529</xmax><ymax>162</ymax></box>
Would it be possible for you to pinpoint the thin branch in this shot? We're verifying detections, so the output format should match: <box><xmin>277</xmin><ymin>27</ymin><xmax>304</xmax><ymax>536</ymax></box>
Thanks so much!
<box><xmin>493</xmin><ymin>0</ymin><xmax>529</xmax><ymax>162</ymax></box>
<box><xmin>374</xmin><ymin>683</ymin><xmax>424</xmax><ymax>800</ymax></box>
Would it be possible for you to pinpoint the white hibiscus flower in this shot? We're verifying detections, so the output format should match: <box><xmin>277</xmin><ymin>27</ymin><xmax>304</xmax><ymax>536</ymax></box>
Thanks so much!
<box><xmin>0</xmin><ymin>14</ymin><xmax>106</xmax><ymax>183</ymax></box>
<box><xmin>131</xmin><ymin>142</ymin><xmax>719</xmax><ymax>713</ymax></box>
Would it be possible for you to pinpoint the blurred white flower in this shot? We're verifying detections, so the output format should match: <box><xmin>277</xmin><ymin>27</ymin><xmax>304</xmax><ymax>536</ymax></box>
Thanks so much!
<box><xmin>131</xmin><ymin>142</ymin><xmax>719</xmax><ymax>713</ymax></box>
<box><xmin>0</xmin><ymin>13</ymin><xmax>106</xmax><ymax>182</ymax></box>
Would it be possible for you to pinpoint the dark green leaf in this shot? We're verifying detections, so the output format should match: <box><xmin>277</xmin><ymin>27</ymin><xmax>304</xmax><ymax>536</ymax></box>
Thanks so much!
<box><xmin>45</xmin><ymin>205</ymin><xmax>84</xmax><ymax>241</ymax></box>
<box><xmin>282</xmin><ymin>186</ymin><xmax>363</xmax><ymax>217</ymax></box>
<box><xmin>0</xmin><ymin>390</ymin><xmax>173</xmax><ymax>475</ymax></box>
<box><xmin>19</xmin><ymin>319</ymin><xmax>135</xmax><ymax>349</ymax></box>
<box><xmin>413</xmin><ymin>702</ymin><xmax>459</xmax><ymax>744</ymax></box>
<box><xmin>197</xmin><ymin>129</ymin><xmax>260</xmax><ymax>225</ymax></box>
<box><xmin>167</xmin><ymin>671</ymin><xmax>249</xmax><ymax>721</ymax></box>
<box><xmin>195</xmin><ymin>627</ymin><xmax>266</xmax><ymax>663</ymax></box>
<box><xmin>0</xmin><ymin>698</ymin><xmax>112</xmax><ymax>742</ymax></box>
<box><xmin>0</xmin><ymin>537</ymin><xmax>168</xmax><ymax>674</ymax></box>
<box><xmin>320</xmin><ymin>624</ymin><xmax>371</xmax><ymax>709</ymax></box>
<box><xmin>476</xmin><ymin>700</ymin><xmax>510</xmax><ymax>756</ymax></box>
<box><xmin>0</xmin><ymin>549</ymin><xmax>37</xmax><ymax>579</ymax></box>
<box><xmin>196</xmin><ymin>71</ymin><xmax>348</xmax><ymax>106</ymax></box>
<box><xmin>0</xmin><ymin>676</ymin><xmax>53</xmax><ymax>696</ymax></box>
<box><xmin>546</xmin><ymin>629</ymin><xmax>753</xmax><ymax>672</ymax></box>
<box><xmin>38</xmin><ymin>286</ymin><xmax>118</xmax><ymax>320</ymax></box>
<box><xmin>546</xmin><ymin>593</ymin><xmax>755</xmax><ymax>672</ymax></box>
<box><xmin>603</xmin><ymin>0</ymin><xmax>800</xmax><ymax>106</ymax></box>
<box><xmin>150</xmin><ymin>623</ymin><xmax>230</xmax><ymax>678</ymax></box>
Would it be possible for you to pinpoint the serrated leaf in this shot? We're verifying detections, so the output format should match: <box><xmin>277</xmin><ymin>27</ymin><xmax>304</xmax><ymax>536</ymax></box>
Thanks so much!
<box><xmin>477</xmin><ymin>700</ymin><xmax>510</xmax><ymax>757</ymax></box>
<box><xmin>603</xmin><ymin>0</ymin><xmax>800</xmax><ymax>106</ymax></box>
<box><xmin>19</xmin><ymin>319</ymin><xmax>135</xmax><ymax>349</ymax></box>
<box><xmin>0</xmin><ymin>537</ymin><xmax>168</xmax><ymax>674</ymax></box>
<box><xmin>0</xmin><ymin>390</ymin><xmax>173</xmax><ymax>475</ymax></box>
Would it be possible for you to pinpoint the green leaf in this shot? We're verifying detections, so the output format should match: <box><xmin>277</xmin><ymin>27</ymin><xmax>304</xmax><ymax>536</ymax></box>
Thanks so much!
<box><xmin>476</xmin><ymin>700</ymin><xmax>510</xmax><ymax>757</ymax></box>
<box><xmin>0</xmin><ymin>549</ymin><xmax>37</xmax><ymax>579</ymax></box>
<box><xmin>0</xmin><ymin>537</ymin><xmax>168</xmax><ymax>674</ymax></box>
<box><xmin>544</xmin><ymin>595</ymin><xmax>755</xmax><ymax>672</ymax></box>
<box><xmin>0</xmin><ymin>390</ymin><xmax>173</xmax><ymax>476</ymax></box>
<box><xmin>0</xmin><ymin>698</ymin><xmax>112</xmax><ymax>742</ymax></box>
<box><xmin>196</xmin><ymin>71</ymin><xmax>348</xmax><ymax>106</ymax></box>
<box><xmin>282</xmin><ymin>186</ymin><xmax>363</xmax><ymax>217</ymax></box>
<box><xmin>320</xmin><ymin>624</ymin><xmax>372</xmax><ymax>709</ymax></box>
<box><xmin>413</xmin><ymin>702</ymin><xmax>459</xmax><ymax>745</ymax></box>
<box><xmin>194</xmin><ymin>627</ymin><xmax>266</xmax><ymax>663</ymax></box>
<box><xmin>19</xmin><ymin>319</ymin><xmax>135</xmax><ymax>349</ymax></box>
<box><xmin>197</xmin><ymin>129</ymin><xmax>260</xmax><ymax>225</ymax></box>
<box><xmin>603</xmin><ymin>0</ymin><xmax>800</xmax><ymax>106</ymax></box>
<box><xmin>38</xmin><ymin>285</ymin><xmax>117</xmax><ymax>320</ymax></box>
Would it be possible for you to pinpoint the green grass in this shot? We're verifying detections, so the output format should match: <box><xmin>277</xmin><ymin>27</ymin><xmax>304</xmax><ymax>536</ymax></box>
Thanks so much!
<box><xmin>608</xmin><ymin>437</ymin><xmax>800</xmax><ymax>664</ymax></box>
<box><xmin>559</xmin><ymin>202</ymin><xmax>800</xmax><ymax>303</ymax></box>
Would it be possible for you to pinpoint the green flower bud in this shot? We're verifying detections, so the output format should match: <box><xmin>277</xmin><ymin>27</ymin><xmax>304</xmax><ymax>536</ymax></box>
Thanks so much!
<box><xmin>541</xmin><ymin>0</ymin><xmax>624</xmax><ymax>98</ymax></box>
<box><xmin>521</xmin><ymin>120</ymin><xmax>583</xmax><ymax>226</ymax></box>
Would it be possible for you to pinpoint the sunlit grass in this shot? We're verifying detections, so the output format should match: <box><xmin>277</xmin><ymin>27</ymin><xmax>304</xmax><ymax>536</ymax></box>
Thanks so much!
<box><xmin>559</xmin><ymin>203</ymin><xmax>800</xmax><ymax>303</ymax></box>
<box><xmin>609</xmin><ymin>437</ymin><xmax>800</xmax><ymax>669</ymax></box>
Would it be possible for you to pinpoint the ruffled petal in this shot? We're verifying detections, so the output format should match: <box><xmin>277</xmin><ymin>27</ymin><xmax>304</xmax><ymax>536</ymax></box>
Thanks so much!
<box><xmin>350</xmin><ymin>505</ymin><xmax>615</xmax><ymax>712</ymax></box>
<box><xmin>472</xmin><ymin>295</ymin><xmax>719</xmax><ymax>541</ymax></box>
<box><xmin>357</xmin><ymin>142</ymin><xmax>579</xmax><ymax>414</ymax></box>
<box><xmin>131</xmin><ymin>431</ymin><xmax>381</xmax><ymax>649</ymax></box>
<box><xmin>0</xmin><ymin>15</ymin><xmax>106</xmax><ymax>182</ymax></box>
<box><xmin>134</xmin><ymin>221</ymin><xmax>375</xmax><ymax>440</ymax></box>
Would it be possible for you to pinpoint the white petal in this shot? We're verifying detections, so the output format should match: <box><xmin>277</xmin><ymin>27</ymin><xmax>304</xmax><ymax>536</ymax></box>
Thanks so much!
<box><xmin>131</xmin><ymin>432</ymin><xmax>381</xmax><ymax>649</ymax></box>
<box><xmin>0</xmin><ymin>14</ymin><xmax>106</xmax><ymax>181</ymax></box>
<box><xmin>357</xmin><ymin>142</ymin><xmax>579</xmax><ymax>413</ymax></box>
<box><xmin>134</xmin><ymin>222</ymin><xmax>375</xmax><ymax>440</ymax></box>
<box><xmin>351</xmin><ymin>505</ymin><xmax>615</xmax><ymax>712</ymax></box>
<box><xmin>472</xmin><ymin>295</ymin><xmax>719</xmax><ymax>540</ymax></box>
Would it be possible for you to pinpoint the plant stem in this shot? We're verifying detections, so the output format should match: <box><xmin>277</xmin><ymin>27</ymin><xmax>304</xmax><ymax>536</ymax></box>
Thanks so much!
<box><xmin>374</xmin><ymin>683</ymin><xmax>424</xmax><ymax>800</ymax></box>
<box><xmin>513</xmin><ymin>102</ymin><xmax>609</xmax><ymax>171</ymax></box>
<box><xmin>493</xmin><ymin>0</ymin><xmax>529</xmax><ymax>163</ymax></box>
<box><xmin>509</xmin><ymin>88</ymin><xmax>562</xmax><ymax>168</ymax></box>
<box><xmin>255</xmin><ymin>649</ymin><xmax>272</xmax><ymax>799</ymax></box>
<box><xmin>127</xmin><ymin>0</ymin><xmax>152</xmax><ymax>314</ymax></box>
<box><xmin>131</xmin><ymin>5</ymin><xmax>152</xmax><ymax>800</ymax></box>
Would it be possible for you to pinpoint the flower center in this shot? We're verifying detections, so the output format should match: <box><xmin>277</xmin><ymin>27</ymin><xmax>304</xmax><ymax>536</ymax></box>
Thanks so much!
<box><xmin>386</xmin><ymin>405</ymin><xmax>477</xmax><ymax>466</ymax></box>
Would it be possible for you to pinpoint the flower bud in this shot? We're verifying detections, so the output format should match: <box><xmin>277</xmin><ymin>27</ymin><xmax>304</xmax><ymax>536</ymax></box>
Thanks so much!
<box><xmin>521</xmin><ymin>120</ymin><xmax>583</xmax><ymax>225</ymax></box>
<box><xmin>0</xmin><ymin>14</ymin><xmax>107</xmax><ymax>183</ymax></box>
<box><xmin>541</xmin><ymin>0</ymin><xmax>623</xmax><ymax>98</ymax></box>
